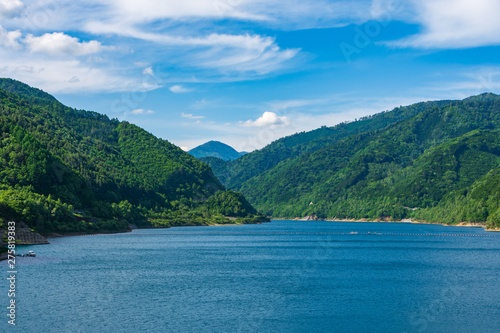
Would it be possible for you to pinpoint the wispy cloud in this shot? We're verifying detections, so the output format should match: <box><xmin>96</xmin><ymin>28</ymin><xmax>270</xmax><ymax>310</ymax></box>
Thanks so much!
<box><xmin>106</xmin><ymin>0</ymin><xmax>267</xmax><ymax>22</ymax></box>
<box><xmin>0</xmin><ymin>47</ymin><xmax>143</xmax><ymax>93</ymax></box>
<box><xmin>170</xmin><ymin>85</ymin><xmax>191</xmax><ymax>93</ymax></box>
<box><xmin>190</xmin><ymin>98</ymin><xmax>212</xmax><ymax>110</ymax></box>
<box><xmin>99</xmin><ymin>0</ymin><xmax>372</xmax><ymax>29</ymax></box>
<box><xmin>0</xmin><ymin>0</ymin><xmax>305</xmax><ymax>91</ymax></box>
<box><xmin>84</xmin><ymin>21</ymin><xmax>300</xmax><ymax>76</ymax></box>
<box><xmin>129</xmin><ymin>108</ymin><xmax>154</xmax><ymax>115</ymax></box>
<box><xmin>423</xmin><ymin>67</ymin><xmax>500</xmax><ymax>97</ymax></box>
<box><xmin>386</xmin><ymin>0</ymin><xmax>500</xmax><ymax>49</ymax></box>
<box><xmin>181</xmin><ymin>112</ymin><xmax>204</xmax><ymax>120</ymax></box>
<box><xmin>265</xmin><ymin>98</ymin><xmax>327</xmax><ymax>112</ymax></box>
<box><xmin>0</xmin><ymin>0</ymin><xmax>383</xmax><ymax>92</ymax></box>
<box><xmin>142</xmin><ymin>66</ymin><xmax>154</xmax><ymax>76</ymax></box>
<box><xmin>194</xmin><ymin>35</ymin><xmax>298</xmax><ymax>75</ymax></box>
<box><xmin>2</xmin><ymin>0</ymin><xmax>499</xmax><ymax>97</ymax></box>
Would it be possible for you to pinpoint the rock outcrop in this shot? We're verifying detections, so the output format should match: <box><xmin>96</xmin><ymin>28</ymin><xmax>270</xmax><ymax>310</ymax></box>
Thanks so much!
<box><xmin>1</xmin><ymin>222</ymin><xmax>49</xmax><ymax>245</ymax></box>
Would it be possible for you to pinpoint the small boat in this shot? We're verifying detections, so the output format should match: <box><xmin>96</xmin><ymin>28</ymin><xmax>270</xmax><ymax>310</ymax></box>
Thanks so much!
<box><xmin>25</xmin><ymin>250</ymin><xmax>36</xmax><ymax>257</ymax></box>
<box><xmin>349</xmin><ymin>231</ymin><xmax>358</xmax><ymax>234</ymax></box>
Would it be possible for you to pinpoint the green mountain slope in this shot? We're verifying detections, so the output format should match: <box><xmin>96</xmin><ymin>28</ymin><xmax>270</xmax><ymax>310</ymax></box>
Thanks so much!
<box><xmin>189</xmin><ymin>140</ymin><xmax>246</xmax><ymax>161</ymax></box>
<box><xmin>210</xmin><ymin>93</ymin><xmax>500</xmax><ymax>228</ymax></box>
<box><xmin>204</xmin><ymin>99</ymin><xmax>454</xmax><ymax>190</ymax></box>
<box><xmin>0</xmin><ymin>79</ymin><xmax>266</xmax><ymax>235</ymax></box>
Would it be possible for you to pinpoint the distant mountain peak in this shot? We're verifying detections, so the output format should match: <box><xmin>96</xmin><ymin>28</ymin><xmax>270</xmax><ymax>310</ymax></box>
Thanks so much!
<box><xmin>189</xmin><ymin>141</ymin><xmax>247</xmax><ymax>161</ymax></box>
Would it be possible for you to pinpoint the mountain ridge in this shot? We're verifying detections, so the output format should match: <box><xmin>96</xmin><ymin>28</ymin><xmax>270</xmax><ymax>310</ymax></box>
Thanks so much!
<box><xmin>0</xmin><ymin>78</ymin><xmax>267</xmax><ymax>238</ymax></box>
<box><xmin>203</xmin><ymin>99</ymin><xmax>456</xmax><ymax>190</ymax></box>
<box><xmin>189</xmin><ymin>140</ymin><xmax>247</xmax><ymax>161</ymax></box>
<box><xmin>204</xmin><ymin>93</ymin><xmax>500</xmax><ymax>229</ymax></box>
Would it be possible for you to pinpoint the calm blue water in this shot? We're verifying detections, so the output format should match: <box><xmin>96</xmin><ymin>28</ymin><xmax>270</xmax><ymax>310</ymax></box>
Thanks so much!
<box><xmin>1</xmin><ymin>220</ymin><xmax>500</xmax><ymax>333</ymax></box>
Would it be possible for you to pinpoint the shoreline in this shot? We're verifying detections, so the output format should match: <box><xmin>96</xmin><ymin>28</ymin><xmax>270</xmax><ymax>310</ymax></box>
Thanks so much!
<box><xmin>44</xmin><ymin>219</ymin><xmax>268</xmax><ymax>239</ymax></box>
<box><xmin>5</xmin><ymin>217</ymin><xmax>498</xmax><ymax>248</ymax></box>
<box><xmin>278</xmin><ymin>217</ymin><xmax>500</xmax><ymax>232</ymax></box>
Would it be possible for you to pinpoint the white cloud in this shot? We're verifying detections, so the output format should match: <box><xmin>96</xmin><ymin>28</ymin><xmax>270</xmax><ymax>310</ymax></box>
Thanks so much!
<box><xmin>3</xmin><ymin>1</ymin><xmax>307</xmax><ymax>80</ymax></box>
<box><xmin>241</xmin><ymin>111</ymin><xmax>290</xmax><ymax>128</ymax></box>
<box><xmin>0</xmin><ymin>25</ymin><xmax>22</xmax><ymax>49</ymax></box>
<box><xmin>84</xmin><ymin>20</ymin><xmax>300</xmax><ymax>75</ymax></box>
<box><xmin>129</xmin><ymin>108</ymin><xmax>154</xmax><ymax>115</ymax></box>
<box><xmin>191</xmin><ymin>99</ymin><xmax>211</xmax><ymax>110</ymax></box>
<box><xmin>369</xmin><ymin>0</ymin><xmax>412</xmax><ymax>20</ymax></box>
<box><xmin>0</xmin><ymin>0</ymin><xmax>375</xmax><ymax>34</ymax></box>
<box><xmin>195</xmin><ymin>35</ymin><xmax>299</xmax><ymax>75</ymax></box>
<box><xmin>24</xmin><ymin>32</ymin><xmax>110</xmax><ymax>56</ymax></box>
<box><xmin>170</xmin><ymin>85</ymin><xmax>191</xmax><ymax>93</ymax></box>
<box><xmin>243</xmin><ymin>0</ymin><xmax>372</xmax><ymax>29</ymax></box>
<box><xmin>104</xmin><ymin>0</ymin><xmax>371</xmax><ymax>29</ymax></box>
<box><xmin>142</xmin><ymin>66</ymin><xmax>154</xmax><ymax>76</ymax></box>
<box><xmin>0</xmin><ymin>0</ymin><xmax>24</xmax><ymax>19</ymax></box>
<box><xmin>181</xmin><ymin>112</ymin><xmax>204</xmax><ymax>120</ymax></box>
<box><xmin>422</xmin><ymin>67</ymin><xmax>500</xmax><ymax>97</ymax></box>
<box><xmin>266</xmin><ymin>99</ymin><xmax>327</xmax><ymax>112</ymax></box>
<box><xmin>388</xmin><ymin>0</ymin><xmax>500</xmax><ymax>49</ymax></box>
<box><xmin>107</xmin><ymin>0</ymin><xmax>265</xmax><ymax>22</ymax></box>
<box><xmin>0</xmin><ymin>24</ymin><xmax>159</xmax><ymax>94</ymax></box>
<box><xmin>0</xmin><ymin>48</ymin><xmax>144</xmax><ymax>93</ymax></box>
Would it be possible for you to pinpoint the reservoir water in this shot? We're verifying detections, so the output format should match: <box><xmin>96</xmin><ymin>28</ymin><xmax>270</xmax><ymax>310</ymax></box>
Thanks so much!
<box><xmin>2</xmin><ymin>220</ymin><xmax>500</xmax><ymax>332</ymax></box>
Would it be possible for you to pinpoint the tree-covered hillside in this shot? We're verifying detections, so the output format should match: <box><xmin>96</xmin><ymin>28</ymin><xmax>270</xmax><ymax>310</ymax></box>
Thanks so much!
<box><xmin>204</xmin><ymin>99</ymin><xmax>454</xmax><ymax>190</ymax></box>
<box><xmin>207</xmin><ymin>93</ymin><xmax>500</xmax><ymax>229</ymax></box>
<box><xmin>0</xmin><ymin>79</ymin><xmax>266</xmax><ymax>235</ymax></box>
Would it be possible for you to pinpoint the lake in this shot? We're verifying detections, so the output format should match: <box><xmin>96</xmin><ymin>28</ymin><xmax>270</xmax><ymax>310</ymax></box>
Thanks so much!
<box><xmin>2</xmin><ymin>220</ymin><xmax>500</xmax><ymax>332</ymax></box>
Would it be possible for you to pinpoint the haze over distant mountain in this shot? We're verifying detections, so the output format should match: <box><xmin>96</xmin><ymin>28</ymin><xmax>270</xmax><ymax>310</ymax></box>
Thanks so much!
<box><xmin>189</xmin><ymin>141</ymin><xmax>247</xmax><ymax>161</ymax></box>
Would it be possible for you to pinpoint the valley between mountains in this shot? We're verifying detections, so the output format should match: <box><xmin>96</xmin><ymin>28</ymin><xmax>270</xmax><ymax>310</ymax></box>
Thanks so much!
<box><xmin>1</xmin><ymin>78</ymin><xmax>500</xmax><ymax>245</ymax></box>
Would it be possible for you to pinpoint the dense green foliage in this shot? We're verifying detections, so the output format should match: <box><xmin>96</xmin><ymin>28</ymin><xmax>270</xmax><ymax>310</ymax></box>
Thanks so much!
<box><xmin>0</xmin><ymin>79</ymin><xmax>266</xmax><ymax>234</ymax></box>
<box><xmin>204</xmin><ymin>100</ymin><xmax>454</xmax><ymax>190</ymax></box>
<box><xmin>0</xmin><ymin>185</ymin><xmax>129</xmax><ymax>233</ymax></box>
<box><xmin>189</xmin><ymin>140</ymin><xmax>246</xmax><ymax>161</ymax></box>
<box><xmin>208</xmin><ymin>94</ymin><xmax>500</xmax><ymax>228</ymax></box>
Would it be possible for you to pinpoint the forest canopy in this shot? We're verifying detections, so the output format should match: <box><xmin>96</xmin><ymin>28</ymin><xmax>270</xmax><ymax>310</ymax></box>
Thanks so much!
<box><xmin>204</xmin><ymin>93</ymin><xmax>500</xmax><ymax>229</ymax></box>
<box><xmin>0</xmin><ymin>78</ymin><xmax>267</xmax><ymax>234</ymax></box>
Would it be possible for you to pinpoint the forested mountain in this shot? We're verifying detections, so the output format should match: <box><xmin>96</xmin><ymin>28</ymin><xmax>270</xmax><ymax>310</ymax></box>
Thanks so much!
<box><xmin>189</xmin><ymin>140</ymin><xmax>246</xmax><ymax>161</ymax></box>
<box><xmin>0</xmin><ymin>78</ymin><xmax>266</xmax><ymax>235</ymax></box>
<box><xmin>204</xmin><ymin>99</ymin><xmax>454</xmax><ymax>190</ymax></box>
<box><xmin>205</xmin><ymin>94</ymin><xmax>500</xmax><ymax>229</ymax></box>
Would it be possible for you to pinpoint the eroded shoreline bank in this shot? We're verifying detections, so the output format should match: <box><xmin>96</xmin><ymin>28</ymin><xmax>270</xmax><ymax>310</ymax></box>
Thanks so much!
<box><xmin>282</xmin><ymin>216</ymin><xmax>500</xmax><ymax>232</ymax></box>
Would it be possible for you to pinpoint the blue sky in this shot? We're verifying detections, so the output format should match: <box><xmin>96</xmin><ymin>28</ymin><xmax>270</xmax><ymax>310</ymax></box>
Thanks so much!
<box><xmin>1</xmin><ymin>0</ymin><xmax>500</xmax><ymax>151</ymax></box>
